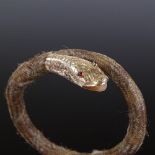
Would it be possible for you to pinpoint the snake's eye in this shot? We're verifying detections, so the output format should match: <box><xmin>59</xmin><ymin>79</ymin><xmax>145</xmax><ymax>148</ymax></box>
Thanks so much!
<box><xmin>77</xmin><ymin>71</ymin><xmax>84</xmax><ymax>77</ymax></box>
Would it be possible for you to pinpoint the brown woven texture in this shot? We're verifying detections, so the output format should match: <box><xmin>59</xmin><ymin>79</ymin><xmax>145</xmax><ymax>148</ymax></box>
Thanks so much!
<box><xmin>5</xmin><ymin>49</ymin><xmax>147</xmax><ymax>155</ymax></box>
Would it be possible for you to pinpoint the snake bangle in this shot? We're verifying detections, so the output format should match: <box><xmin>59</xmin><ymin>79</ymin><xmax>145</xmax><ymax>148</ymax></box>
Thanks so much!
<box><xmin>5</xmin><ymin>49</ymin><xmax>147</xmax><ymax>155</ymax></box>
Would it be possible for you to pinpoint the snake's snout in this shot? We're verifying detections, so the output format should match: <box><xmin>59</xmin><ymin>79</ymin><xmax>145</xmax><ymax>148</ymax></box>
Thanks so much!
<box><xmin>83</xmin><ymin>76</ymin><xmax>108</xmax><ymax>92</ymax></box>
<box><xmin>83</xmin><ymin>83</ymin><xmax>107</xmax><ymax>92</ymax></box>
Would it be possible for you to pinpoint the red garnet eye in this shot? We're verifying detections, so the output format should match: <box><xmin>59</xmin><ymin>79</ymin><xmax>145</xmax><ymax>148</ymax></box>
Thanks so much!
<box><xmin>77</xmin><ymin>71</ymin><xmax>84</xmax><ymax>77</ymax></box>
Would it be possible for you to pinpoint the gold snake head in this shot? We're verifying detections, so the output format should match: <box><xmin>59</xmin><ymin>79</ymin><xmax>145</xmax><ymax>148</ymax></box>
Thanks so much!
<box><xmin>75</xmin><ymin>61</ymin><xmax>108</xmax><ymax>92</ymax></box>
<box><xmin>45</xmin><ymin>53</ymin><xmax>108</xmax><ymax>92</ymax></box>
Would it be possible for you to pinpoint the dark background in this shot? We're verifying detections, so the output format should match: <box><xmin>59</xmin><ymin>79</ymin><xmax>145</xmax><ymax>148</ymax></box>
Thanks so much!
<box><xmin>0</xmin><ymin>0</ymin><xmax>154</xmax><ymax>154</ymax></box>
